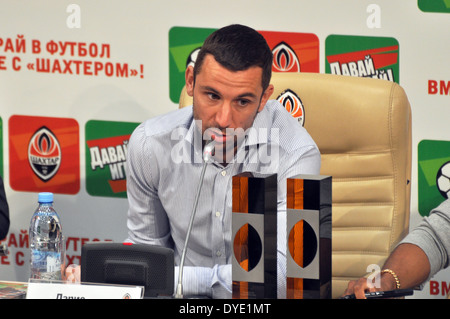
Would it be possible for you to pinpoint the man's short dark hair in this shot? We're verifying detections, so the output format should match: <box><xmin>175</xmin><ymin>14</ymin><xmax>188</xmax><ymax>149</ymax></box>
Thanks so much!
<box><xmin>193</xmin><ymin>24</ymin><xmax>273</xmax><ymax>91</ymax></box>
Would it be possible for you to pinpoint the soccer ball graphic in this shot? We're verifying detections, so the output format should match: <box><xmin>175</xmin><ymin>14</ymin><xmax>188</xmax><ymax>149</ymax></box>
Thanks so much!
<box><xmin>436</xmin><ymin>161</ymin><xmax>450</xmax><ymax>199</ymax></box>
<box><xmin>186</xmin><ymin>47</ymin><xmax>201</xmax><ymax>69</ymax></box>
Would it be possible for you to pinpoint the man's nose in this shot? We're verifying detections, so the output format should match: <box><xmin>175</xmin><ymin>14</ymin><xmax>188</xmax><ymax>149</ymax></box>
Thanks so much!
<box><xmin>215</xmin><ymin>101</ymin><xmax>233</xmax><ymax>128</ymax></box>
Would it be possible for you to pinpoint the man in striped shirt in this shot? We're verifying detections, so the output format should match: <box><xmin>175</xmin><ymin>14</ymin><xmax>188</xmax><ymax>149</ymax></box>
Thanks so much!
<box><xmin>126</xmin><ymin>24</ymin><xmax>321</xmax><ymax>298</ymax></box>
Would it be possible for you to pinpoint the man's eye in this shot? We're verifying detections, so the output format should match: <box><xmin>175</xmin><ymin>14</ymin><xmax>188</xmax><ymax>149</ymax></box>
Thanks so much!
<box><xmin>237</xmin><ymin>99</ymin><xmax>250</xmax><ymax>107</ymax></box>
<box><xmin>207</xmin><ymin>92</ymin><xmax>220</xmax><ymax>100</ymax></box>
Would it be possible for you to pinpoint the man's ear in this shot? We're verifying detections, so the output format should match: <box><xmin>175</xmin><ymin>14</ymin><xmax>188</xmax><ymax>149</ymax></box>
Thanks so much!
<box><xmin>258</xmin><ymin>84</ymin><xmax>274</xmax><ymax>112</ymax></box>
<box><xmin>185</xmin><ymin>65</ymin><xmax>195</xmax><ymax>97</ymax></box>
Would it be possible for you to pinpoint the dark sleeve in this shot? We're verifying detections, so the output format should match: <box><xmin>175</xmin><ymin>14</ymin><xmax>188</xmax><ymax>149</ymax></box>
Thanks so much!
<box><xmin>0</xmin><ymin>176</ymin><xmax>10</xmax><ymax>240</ymax></box>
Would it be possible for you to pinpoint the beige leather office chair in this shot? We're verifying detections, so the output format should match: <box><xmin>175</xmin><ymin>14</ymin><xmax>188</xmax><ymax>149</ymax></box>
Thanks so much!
<box><xmin>179</xmin><ymin>72</ymin><xmax>412</xmax><ymax>299</ymax></box>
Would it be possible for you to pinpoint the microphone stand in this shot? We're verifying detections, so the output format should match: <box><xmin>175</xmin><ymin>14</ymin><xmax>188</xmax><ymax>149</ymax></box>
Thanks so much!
<box><xmin>175</xmin><ymin>140</ymin><xmax>215</xmax><ymax>299</ymax></box>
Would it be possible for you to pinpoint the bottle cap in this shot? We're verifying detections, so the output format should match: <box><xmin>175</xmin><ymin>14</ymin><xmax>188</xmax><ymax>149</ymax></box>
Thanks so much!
<box><xmin>38</xmin><ymin>192</ymin><xmax>54</xmax><ymax>203</ymax></box>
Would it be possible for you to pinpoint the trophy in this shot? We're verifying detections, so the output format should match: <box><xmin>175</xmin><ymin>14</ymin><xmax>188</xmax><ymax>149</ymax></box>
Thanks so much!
<box><xmin>286</xmin><ymin>175</ymin><xmax>332</xmax><ymax>299</ymax></box>
<box><xmin>232</xmin><ymin>172</ymin><xmax>277</xmax><ymax>299</ymax></box>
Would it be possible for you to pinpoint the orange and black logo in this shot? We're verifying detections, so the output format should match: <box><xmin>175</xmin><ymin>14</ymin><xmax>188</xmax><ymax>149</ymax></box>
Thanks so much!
<box><xmin>277</xmin><ymin>89</ymin><xmax>305</xmax><ymax>126</ymax></box>
<box><xmin>272</xmin><ymin>42</ymin><xmax>301</xmax><ymax>72</ymax></box>
<box><xmin>28</xmin><ymin>126</ymin><xmax>61</xmax><ymax>182</ymax></box>
<box><xmin>9</xmin><ymin>115</ymin><xmax>80</xmax><ymax>194</ymax></box>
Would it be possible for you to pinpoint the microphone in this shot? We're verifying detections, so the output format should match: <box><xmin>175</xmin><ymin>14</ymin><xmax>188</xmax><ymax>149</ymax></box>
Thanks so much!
<box><xmin>175</xmin><ymin>138</ymin><xmax>216</xmax><ymax>299</ymax></box>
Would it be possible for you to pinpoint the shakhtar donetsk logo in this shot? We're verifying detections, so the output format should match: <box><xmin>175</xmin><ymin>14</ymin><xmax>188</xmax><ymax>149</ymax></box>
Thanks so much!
<box><xmin>277</xmin><ymin>89</ymin><xmax>305</xmax><ymax>126</ymax></box>
<box><xmin>28</xmin><ymin>126</ymin><xmax>62</xmax><ymax>182</ymax></box>
<box><xmin>272</xmin><ymin>42</ymin><xmax>301</xmax><ymax>72</ymax></box>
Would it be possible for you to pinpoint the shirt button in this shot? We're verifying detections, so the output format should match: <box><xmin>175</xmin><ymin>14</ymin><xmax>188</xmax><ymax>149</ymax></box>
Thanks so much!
<box><xmin>216</xmin><ymin>250</ymin><xmax>222</xmax><ymax>257</ymax></box>
<box><xmin>215</xmin><ymin>211</ymin><xmax>221</xmax><ymax>217</ymax></box>
<box><xmin>221</xmin><ymin>171</ymin><xmax>227</xmax><ymax>176</ymax></box>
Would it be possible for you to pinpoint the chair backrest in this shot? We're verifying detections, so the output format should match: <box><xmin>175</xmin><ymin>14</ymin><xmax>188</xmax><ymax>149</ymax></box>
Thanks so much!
<box><xmin>179</xmin><ymin>72</ymin><xmax>412</xmax><ymax>298</ymax></box>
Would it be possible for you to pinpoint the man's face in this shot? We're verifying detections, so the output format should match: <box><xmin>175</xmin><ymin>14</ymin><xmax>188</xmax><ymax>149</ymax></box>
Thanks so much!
<box><xmin>185</xmin><ymin>54</ymin><xmax>273</xmax><ymax>160</ymax></box>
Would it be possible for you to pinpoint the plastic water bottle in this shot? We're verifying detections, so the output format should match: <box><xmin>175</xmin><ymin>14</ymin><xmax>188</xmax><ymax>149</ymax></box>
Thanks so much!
<box><xmin>29</xmin><ymin>192</ymin><xmax>64</xmax><ymax>281</ymax></box>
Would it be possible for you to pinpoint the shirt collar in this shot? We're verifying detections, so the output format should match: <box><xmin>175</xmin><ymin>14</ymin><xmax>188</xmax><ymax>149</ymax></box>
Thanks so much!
<box><xmin>184</xmin><ymin>107</ymin><xmax>201</xmax><ymax>147</ymax></box>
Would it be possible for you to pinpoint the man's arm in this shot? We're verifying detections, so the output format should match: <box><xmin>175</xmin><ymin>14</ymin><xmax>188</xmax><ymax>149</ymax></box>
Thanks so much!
<box><xmin>175</xmin><ymin>264</ymin><xmax>231</xmax><ymax>298</ymax></box>
<box><xmin>380</xmin><ymin>243</ymin><xmax>430</xmax><ymax>290</ymax></box>
<box><xmin>344</xmin><ymin>243</ymin><xmax>430</xmax><ymax>299</ymax></box>
<box><xmin>344</xmin><ymin>199</ymin><xmax>450</xmax><ymax>299</ymax></box>
<box><xmin>125</xmin><ymin>124</ymin><xmax>172</xmax><ymax>247</ymax></box>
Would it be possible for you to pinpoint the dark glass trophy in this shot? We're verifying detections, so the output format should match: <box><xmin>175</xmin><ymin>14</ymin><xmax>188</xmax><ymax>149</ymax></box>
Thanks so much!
<box><xmin>231</xmin><ymin>172</ymin><xmax>277</xmax><ymax>299</ymax></box>
<box><xmin>286</xmin><ymin>175</ymin><xmax>332</xmax><ymax>299</ymax></box>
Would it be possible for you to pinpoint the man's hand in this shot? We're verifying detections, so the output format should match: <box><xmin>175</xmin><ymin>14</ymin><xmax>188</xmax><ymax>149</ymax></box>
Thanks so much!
<box><xmin>342</xmin><ymin>277</ymin><xmax>383</xmax><ymax>299</ymax></box>
<box><xmin>342</xmin><ymin>243</ymin><xmax>432</xmax><ymax>299</ymax></box>
<box><xmin>342</xmin><ymin>267</ymin><xmax>402</xmax><ymax>299</ymax></box>
<box><xmin>65</xmin><ymin>264</ymin><xmax>81</xmax><ymax>283</ymax></box>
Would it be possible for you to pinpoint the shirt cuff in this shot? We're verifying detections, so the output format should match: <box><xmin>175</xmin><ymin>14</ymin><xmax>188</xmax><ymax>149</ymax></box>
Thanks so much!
<box><xmin>174</xmin><ymin>266</ymin><xmax>213</xmax><ymax>298</ymax></box>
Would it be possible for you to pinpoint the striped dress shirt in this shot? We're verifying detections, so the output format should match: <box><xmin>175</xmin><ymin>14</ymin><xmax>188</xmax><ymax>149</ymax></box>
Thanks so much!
<box><xmin>125</xmin><ymin>100</ymin><xmax>321</xmax><ymax>298</ymax></box>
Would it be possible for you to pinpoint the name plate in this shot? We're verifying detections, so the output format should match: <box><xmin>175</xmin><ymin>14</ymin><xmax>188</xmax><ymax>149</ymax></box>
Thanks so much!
<box><xmin>26</xmin><ymin>280</ymin><xmax>144</xmax><ymax>299</ymax></box>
